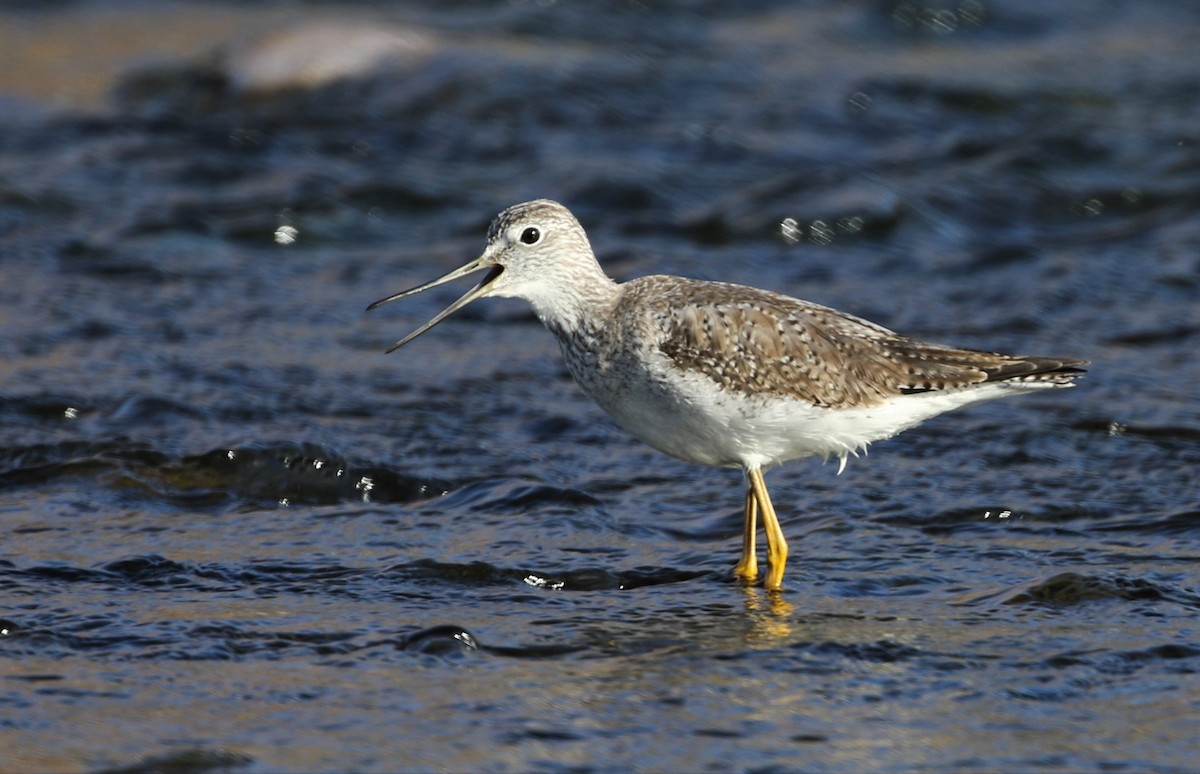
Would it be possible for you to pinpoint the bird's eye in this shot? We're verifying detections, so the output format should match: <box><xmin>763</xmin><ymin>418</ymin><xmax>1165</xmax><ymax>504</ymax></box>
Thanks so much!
<box><xmin>519</xmin><ymin>227</ymin><xmax>541</xmax><ymax>245</ymax></box>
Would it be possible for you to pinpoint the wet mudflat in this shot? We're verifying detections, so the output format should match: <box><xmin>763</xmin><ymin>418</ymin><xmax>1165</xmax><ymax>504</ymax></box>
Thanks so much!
<box><xmin>1</xmin><ymin>1</ymin><xmax>1198</xmax><ymax>772</ymax></box>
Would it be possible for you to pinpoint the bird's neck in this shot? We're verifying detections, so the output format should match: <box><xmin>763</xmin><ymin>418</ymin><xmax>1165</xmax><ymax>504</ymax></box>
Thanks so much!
<box><xmin>528</xmin><ymin>264</ymin><xmax>620</xmax><ymax>342</ymax></box>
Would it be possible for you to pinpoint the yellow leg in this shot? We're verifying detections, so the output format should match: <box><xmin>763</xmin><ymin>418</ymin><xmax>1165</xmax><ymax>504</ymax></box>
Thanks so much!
<box><xmin>732</xmin><ymin>482</ymin><xmax>758</xmax><ymax>582</ymax></box>
<box><xmin>747</xmin><ymin>467</ymin><xmax>788</xmax><ymax>591</ymax></box>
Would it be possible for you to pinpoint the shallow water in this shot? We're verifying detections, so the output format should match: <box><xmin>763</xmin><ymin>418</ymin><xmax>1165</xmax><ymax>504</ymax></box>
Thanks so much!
<box><xmin>2</xmin><ymin>1</ymin><xmax>1199</xmax><ymax>772</ymax></box>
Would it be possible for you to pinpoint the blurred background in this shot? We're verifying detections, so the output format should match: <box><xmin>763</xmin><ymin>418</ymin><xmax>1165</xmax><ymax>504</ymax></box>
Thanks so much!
<box><xmin>1</xmin><ymin>1</ymin><xmax>1198</xmax><ymax>772</ymax></box>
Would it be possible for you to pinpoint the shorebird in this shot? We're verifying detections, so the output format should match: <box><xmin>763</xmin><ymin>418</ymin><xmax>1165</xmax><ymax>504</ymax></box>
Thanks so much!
<box><xmin>368</xmin><ymin>200</ymin><xmax>1086</xmax><ymax>591</ymax></box>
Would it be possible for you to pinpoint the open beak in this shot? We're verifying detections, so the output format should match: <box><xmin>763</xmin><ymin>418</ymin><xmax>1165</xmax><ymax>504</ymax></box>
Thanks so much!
<box><xmin>366</xmin><ymin>257</ymin><xmax>503</xmax><ymax>353</ymax></box>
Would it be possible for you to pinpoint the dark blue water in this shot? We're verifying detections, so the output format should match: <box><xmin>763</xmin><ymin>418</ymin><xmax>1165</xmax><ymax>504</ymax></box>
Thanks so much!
<box><xmin>2</xmin><ymin>1</ymin><xmax>1199</xmax><ymax>771</ymax></box>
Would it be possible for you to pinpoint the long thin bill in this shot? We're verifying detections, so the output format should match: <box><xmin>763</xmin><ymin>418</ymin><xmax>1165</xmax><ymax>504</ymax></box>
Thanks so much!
<box><xmin>367</xmin><ymin>259</ymin><xmax>502</xmax><ymax>353</ymax></box>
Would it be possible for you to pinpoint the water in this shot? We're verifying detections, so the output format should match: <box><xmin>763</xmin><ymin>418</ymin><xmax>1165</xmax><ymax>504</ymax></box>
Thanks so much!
<box><xmin>2</xmin><ymin>1</ymin><xmax>1198</xmax><ymax>771</ymax></box>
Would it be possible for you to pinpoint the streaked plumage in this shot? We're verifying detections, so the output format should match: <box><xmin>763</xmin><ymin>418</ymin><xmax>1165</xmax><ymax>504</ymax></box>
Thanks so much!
<box><xmin>369</xmin><ymin>199</ymin><xmax>1087</xmax><ymax>591</ymax></box>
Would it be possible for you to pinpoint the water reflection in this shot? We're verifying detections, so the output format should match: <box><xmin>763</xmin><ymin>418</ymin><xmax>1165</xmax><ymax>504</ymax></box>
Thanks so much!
<box><xmin>734</xmin><ymin>586</ymin><xmax>795</xmax><ymax>643</ymax></box>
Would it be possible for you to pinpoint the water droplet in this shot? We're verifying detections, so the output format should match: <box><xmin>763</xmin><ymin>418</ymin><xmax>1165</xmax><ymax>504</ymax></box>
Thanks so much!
<box><xmin>274</xmin><ymin>225</ymin><xmax>299</xmax><ymax>245</ymax></box>
<box><xmin>837</xmin><ymin>216</ymin><xmax>864</xmax><ymax>234</ymax></box>
<box><xmin>808</xmin><ymin>220</ymin><xmax>835</xmax><ymax>246</ymax></box>
<box><xmin>356</xmin><ymin>476</ymin><xmax>375</xmax><ymax>502</ymax></box>
<box><xmin>780</xmin><ymin>217</ymin><xmax>802</xmax><ymax>244</ymax></box>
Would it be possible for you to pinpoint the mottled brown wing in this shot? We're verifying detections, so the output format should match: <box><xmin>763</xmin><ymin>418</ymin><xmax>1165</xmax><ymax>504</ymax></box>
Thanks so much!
<box><xmin>637</xmin><ymin>278</ymin><xmax>1085</xmax><ymax>409</ymax></box>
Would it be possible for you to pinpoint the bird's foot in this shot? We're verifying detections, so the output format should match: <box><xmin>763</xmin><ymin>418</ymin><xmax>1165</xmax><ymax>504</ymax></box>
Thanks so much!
<box><xmin>732</xmin><ymin>556</ymin><xmax>758</xmax><ymax>583</ymax></box>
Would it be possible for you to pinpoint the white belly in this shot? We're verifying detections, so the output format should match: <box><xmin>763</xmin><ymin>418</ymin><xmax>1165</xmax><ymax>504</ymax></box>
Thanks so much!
<box><xmin>570</xmin><ymin>349</ymin><xmax>1060</xmax><ymax>472</ymax></box>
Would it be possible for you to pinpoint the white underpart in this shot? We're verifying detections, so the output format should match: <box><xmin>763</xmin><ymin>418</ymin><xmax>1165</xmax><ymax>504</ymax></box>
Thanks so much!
<box><xmin>578</xmin><ymin>354</ymin><xmax>1072</xmax><ymax>474</ymax></box>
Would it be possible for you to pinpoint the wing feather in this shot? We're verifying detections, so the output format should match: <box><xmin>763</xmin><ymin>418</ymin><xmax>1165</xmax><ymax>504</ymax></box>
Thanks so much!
<box><xmin>623</xmin><ymin>277</ymin><xmax>1085</xmax><ymax>409</ymax></box>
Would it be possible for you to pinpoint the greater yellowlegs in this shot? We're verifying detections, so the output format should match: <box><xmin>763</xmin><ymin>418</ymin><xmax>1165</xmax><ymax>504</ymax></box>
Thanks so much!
<box><xmin>368</xmin><ymin>200</ymin><xmax>1086</xmax><ymax>591</ymax></box>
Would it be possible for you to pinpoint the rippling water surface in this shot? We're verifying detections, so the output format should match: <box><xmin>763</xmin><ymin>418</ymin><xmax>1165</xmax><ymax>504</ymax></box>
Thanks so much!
<box><xmin>2</xmin><ymin>1</ymin><xmax>1199</xmax><ymax>772</ymax></box>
